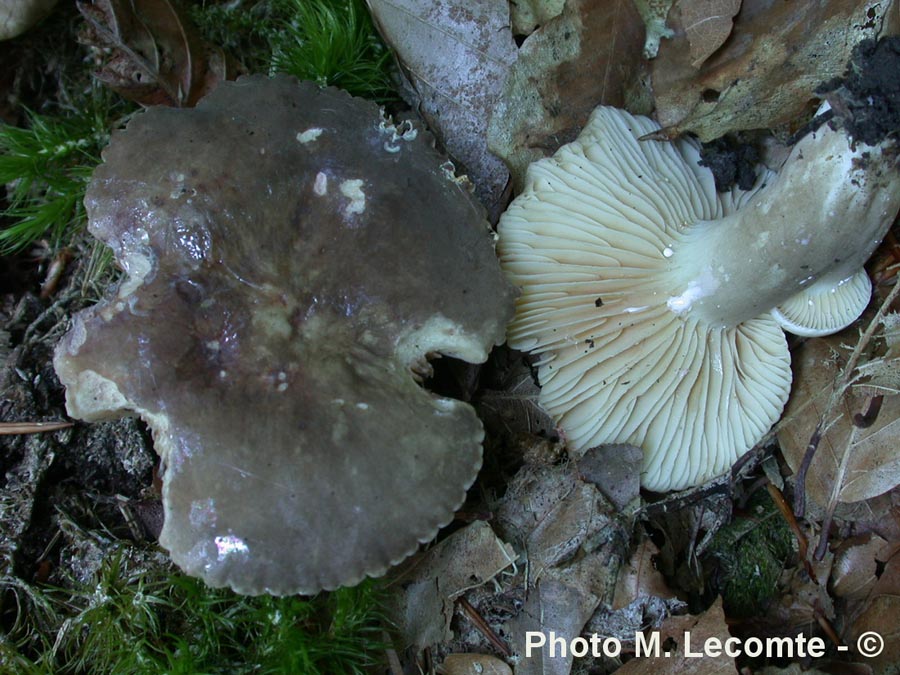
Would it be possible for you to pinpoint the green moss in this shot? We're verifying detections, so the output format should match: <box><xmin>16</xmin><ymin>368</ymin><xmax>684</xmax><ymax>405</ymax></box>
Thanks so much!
<box><xmin>268</xmin><ymin>0</ymin><xmax>395</xmax><ymax>101</ymax></box>
<box><xmin>705</xmin><ymin>491</ymin><xmax>795</xmax><ymax>618</ymax></box>
<box><xmin>0</xmin><ymin>91</ymin><xmax>128</xmax><ymax>253</ymax></box>
<box><xmin>3</xmin><ymin>549</ymin><xmax>387</xmax><ymax>675</ymax></box>
<box><xmin>192</xmin><ymin>0</ymin><xmax>396</xmax><ymax>102</ymax></box>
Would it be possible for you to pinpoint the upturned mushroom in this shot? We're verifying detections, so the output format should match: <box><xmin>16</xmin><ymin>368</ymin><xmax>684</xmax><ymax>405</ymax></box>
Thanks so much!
<box><xmin>54</xmin><ymin>75</ymin><xmax>516</xmax><ymax>595</ymax></box>
<box><xmin>498</xmin><ymin>102</ymin><xmax>900</xmax><ymax>492</ymax></box>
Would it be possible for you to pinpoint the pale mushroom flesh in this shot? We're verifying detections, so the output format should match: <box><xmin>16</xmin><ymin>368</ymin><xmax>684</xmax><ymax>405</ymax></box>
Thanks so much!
<box><xmin>54</xmin><ymin>75</ymin><xmax>516</xmax><ymax>595</ymax></box>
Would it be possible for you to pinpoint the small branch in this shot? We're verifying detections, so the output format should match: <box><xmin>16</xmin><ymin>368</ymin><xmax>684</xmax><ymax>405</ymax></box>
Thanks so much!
<box><xmin>853</xmin><ymin>394</ymin><xmax>884</xmax><ymax>428</ymax></box>
<box><xmin>0</xmin><ymin>421</ymin><xmax>73</xmax><ymax>435</ymax></box>
<box><xmin>793</xmin><ymin>423</ymin><xmax>822</xmax><ymax>519</ymax></box>
<box><xmin>457</xmin><ymin>597</ymin><xmax>511</xmax><ymax>657</ymax></box>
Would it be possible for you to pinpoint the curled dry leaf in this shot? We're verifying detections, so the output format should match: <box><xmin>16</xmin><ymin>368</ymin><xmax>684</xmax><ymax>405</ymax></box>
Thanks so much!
<box><xmin>78</xmin><ymin>0</ymin><xmax>240</xmax><ymax>107</ymax></box>
<box><xmin>779</xmin><ymin>336</ymin><xmax>900</xmax><ymax>508</ymax></box>
<box><xmin>487</xmin><ymin>0</ymin><xmax>646</xmax><ymax>189</ymax></box>
<box><xmin>651</xmin><ymin>0</ymin><xmax>897</xmax><ymax>141</ymax></box>
<box><xmin>365</xmin><ymin>0</ymin><xmax>517</xmax><ymax>216</ymax></box>
<box><xmin>678</xmin><ymin>0</ymin><xmax>741</xmax><ymax>68</ymax></box>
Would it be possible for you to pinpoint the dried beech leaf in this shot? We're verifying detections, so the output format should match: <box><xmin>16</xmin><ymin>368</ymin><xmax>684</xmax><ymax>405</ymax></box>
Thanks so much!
<box><xmin>612</xmin><ymin>536</ymin><xmax>675</xmax><ymax>610</ymax></box>
<box><xmin>651</xmin><ymin>0</ymin><xmax>898</xmax><ymax>141</ymax></box>
<box><xmin>616</xmin><ymin>597</ymin><xmax>736</xmax><ymax>674</ymax></box>
<box><xmin>387</xmin><ymin>521</ymin><xmax>515</xmax><ymax>650</ymax></box>
<box><xmin>779</xmin><ymin>337</ymin><xmax>900</xmax><ymax>507</ymax></box>
<box><xmin>678</xmin><ymin>0</ymin><xmax>741</xmax><ymax>68</ymax></box>
<box><xmin>366</xmin><ymin>0</ymin><xmax>516</xmax><ymax>215</ymax></box>
<box><xmin>78</xmin><ymin>0</ymin><xmax>239</xmax><ymax>107</ymax></box>
<box><xmin>487</xmin><ymin>0</ymin><xmax>646</xmax><ymax>189</ymax></box>
<box><xmin>831</xmin><ymin>534</ymin><xmax>889</xmax><ymax>600</ymax></box>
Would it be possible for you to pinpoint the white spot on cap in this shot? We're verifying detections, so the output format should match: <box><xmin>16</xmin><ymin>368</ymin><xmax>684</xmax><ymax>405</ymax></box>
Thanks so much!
<box><xmin>663</xmin><ymin>246</ymin><xmax>674</xmax><ymax>258</ymax></box>
<box><xmin>340</xmin><ymin>179</ymin><xmax>366</xmax><ymax>215</ymax></box>
<box><xmin>215</xmin><ymin>534</ymin><xmax>249</xmax><ymax>561</ymax></box>
<box><xmin>296</xmin><ymin>128</ymin><xmax>324</xmax><ymax>143</ymax></box>
<box><xmin>313</xmin><ymin>172</ymin><xmax>328</xmax><ymax>196</ymax></box>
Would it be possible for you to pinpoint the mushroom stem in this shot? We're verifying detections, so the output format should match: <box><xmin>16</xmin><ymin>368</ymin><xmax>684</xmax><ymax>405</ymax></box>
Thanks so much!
<box><xmin>666</xmin><ymin>117</ymin><xmax>900</xmax><ymax>328</ymax></box>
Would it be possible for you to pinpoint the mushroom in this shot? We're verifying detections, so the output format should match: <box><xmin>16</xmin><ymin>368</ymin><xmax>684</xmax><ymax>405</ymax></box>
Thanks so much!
<box><xmin>497</xmin><ymin>104</ymin><xmax>900</xmax><ymax>492</ymax></box>
<box><xmin>54</xmin><ymin>75</ymin><xmax>516</xmax><ymax>595</ymax></box>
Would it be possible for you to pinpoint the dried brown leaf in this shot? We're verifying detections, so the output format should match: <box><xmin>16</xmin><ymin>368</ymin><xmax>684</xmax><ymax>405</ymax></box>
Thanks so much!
<box><xmin>578</xmin><ymin>443</ymin><xmax>642</xmax><ymax>511</ymax></box>
<box><xmin>386</xmin><ymin>521</ymin><xmax>515</xmax><ymax>650</ymax></box>
<box><xmin>848</xmin><ymin>594</ymin><xmax>900</xmax><ymax>670</ymax></box>
<box><xmin>78</xmin><ymin>0</ymin><xmax>240</xmax><ymax>107</ymax></box>
<box><xmin>651</xmin><ymin>0</ymin><xmax>898</xmax><ymax>141</ymax></box>
<box><xmin>831</xmin><ymin>534</ymin><xmax>890</xmax><ymax>601</ymax></box>
<box><xmin>612</xmin><ymin>536</ymin><xmax>675</xmax><ymax>610</ymax></box>
<box><xmin>366</xmin><ymin>0</ymin><xmax>516</xmax><ymax>215</ymax></box>
<box><xmin>487</xmin><ymin>0</ymin><xmax>646</xmax><ymax>190</ymax></box>
<box><xmin>779</xmin><ymin>336</ymin><xmax>900</xmax><ymax>507</ymax></box>
<box><xmin>678</xmin><ymin>0</ymin><xmax>741</xmax><ymax>68</ymax></box>
<box><xmin>616</xmin><ymin>597</ymin><xmax>737</xmax><ymax>674</ymax></box>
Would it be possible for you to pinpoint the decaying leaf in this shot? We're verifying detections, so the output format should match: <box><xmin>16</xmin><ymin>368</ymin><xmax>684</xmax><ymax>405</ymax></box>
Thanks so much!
<box><xmin>440</xmin><ymin>653</ymin><xmax>512</xmax><ymax>675</ymax></box>
<box><xmin>856</xmin><ymin>311</ymin><xmax>900</xmax><ymax>394</ymax></box>
<box><xmin>366</xmin><ymin>0</ymin><xmax>517</xmax><ymax>215</ymax></box>
<box><xmin>613</xmin><ymin>536</ymin><xmax>675</xmax><ymax>610</ymax></box>
<box><xmin>830</xmin><ymin>533</ymin><xmax>890</xmax><ymax>601</ymax></box>
<box><xmin>476</xmin><ymin>350</ymin><xmax>556</xmax><ymax>441</ymax></box>
<box><xmin>487</xmin><ymin>0</ymin><xmax>646</xmax><ymax>189</ymax></box>
<box><xmin>387</xmin><ymin>521</ymin><xmax>515</xmax><ymax>650</ymax></box>
<box><xmin>651</xmin><ymin>0</ymin><xmax>898</xmax><ymax>140</ymax></box>
<box><xmin>578</xmin><ymin>444</ymin><xmax>642</xmax><ymax>512</ymax></box>
<box><xmin>615</xmin><ymin>597</ymin><xmax>736</xmax><ymax>674</ymax></box>
<box><xmin>507</xmin><ymin>578</ymin><xmax>601</xmax><ymax>675</ymax></box>
<box><xmin>679</xmin><ymin>0</ymin><xmax>741</xmax><ymax>68</ymax></box>
<box><xmin>848</xmin><ymin>594</ymin><xmax>900</xmax><ymax>671</ymax></box>
<box><xmin>78</xmin><ymin>0</ymin><xmax>240</xmax><ymax>107</ymax></box>
<box><xmin>493</xmin><ymin>459</ymin><xmax>631</xmax><ymax>674</ymax></box>
<box><xmin>779</xmin><ymin>336</ymin><xmax>900</xmax><ymax>507</ymax></box>
<box><xmin>509</xmin><ymin>0</ymin><xmax>566</xmax><ymax>36</ymax></box>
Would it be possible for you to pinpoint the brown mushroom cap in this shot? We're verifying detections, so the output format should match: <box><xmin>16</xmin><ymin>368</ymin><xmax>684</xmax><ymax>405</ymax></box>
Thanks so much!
<box><xmin>54</xmin><ymin>75</ymin><xmax>516</xmax><ymax>595</ymax></box>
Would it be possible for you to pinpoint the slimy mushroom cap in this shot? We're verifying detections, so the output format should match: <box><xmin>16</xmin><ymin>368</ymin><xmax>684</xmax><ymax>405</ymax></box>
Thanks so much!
<box><xmin>54</xmin><ymin>75</ymin><xmax>516</xmax><ymax>594</ymax></box>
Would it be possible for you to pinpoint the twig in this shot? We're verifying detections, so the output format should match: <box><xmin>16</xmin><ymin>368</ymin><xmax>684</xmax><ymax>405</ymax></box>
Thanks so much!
<box><xmin>793</xmin><ymin>423</ymin><xmax>822</xmax><ymax>519</ymax></box>
<box><xmin>767</xmin><ymin>482</ymin><xmax>812</xmax><ymax>576</ymax></box>
<box><xmin>853</xmin><ymin>393</ymin><xmax>884</xmax><ymax>428</ymax></box>
<box><xmin>0</xmin><ymin>421</ymin><xmax>73</xmax><ymax>435</ymax></box>
<box><xmin>457</xmin><ymin>597</ymin><xmax>511</xmax><ymax>657</ymax></box>
<box><xmin>814</xmin><ymin>609</ymin><xmax>843</xmax><ymax>649</ymax></box>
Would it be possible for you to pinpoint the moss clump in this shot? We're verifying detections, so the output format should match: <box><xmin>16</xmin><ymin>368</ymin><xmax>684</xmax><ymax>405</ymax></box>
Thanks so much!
<box><xmin>0</xmin><ymin>91</ymin><xmax>127</xmax><ymax>253</ymax></box>
<box><xmin>191</xmin><ymin>0</ymin><xmax>396</xmax><ymax>102</ymax></box>
<box><xmin>704</xmin><ymin>490</ymin><xmax>795</xmax><ymax>618</ymax></box>
<box><xmin>2</xmin><ymin>549</ymin><xmax>387</xmax><ymax>675</ymax></box>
